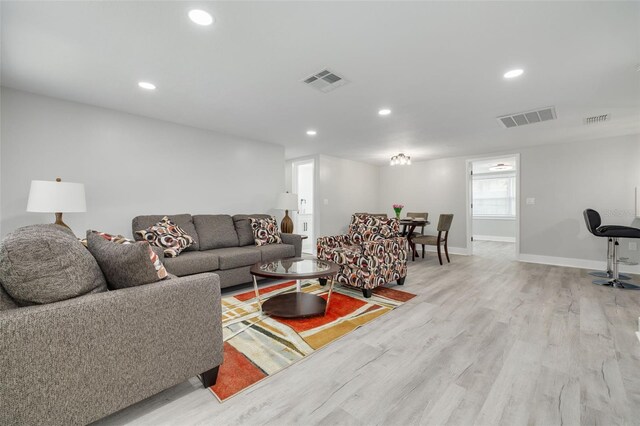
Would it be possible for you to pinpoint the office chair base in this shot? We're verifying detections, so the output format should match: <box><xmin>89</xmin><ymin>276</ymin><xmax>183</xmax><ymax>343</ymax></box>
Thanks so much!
<box><xmin>592</xmin><ymin>279</ymin><xmax>640</xmax><ymax>289</ymax></box>
<box><xmin>589</xmin><ymin>270</ymin><xmax>631</xmax><ymax>280</ymax></box>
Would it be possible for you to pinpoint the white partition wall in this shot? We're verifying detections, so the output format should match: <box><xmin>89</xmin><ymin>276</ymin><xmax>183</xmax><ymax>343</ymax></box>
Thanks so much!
<box><xmin>0</xmin><ymin>88</ymin><xmax>285</xmax><ymax>237</ymax></box>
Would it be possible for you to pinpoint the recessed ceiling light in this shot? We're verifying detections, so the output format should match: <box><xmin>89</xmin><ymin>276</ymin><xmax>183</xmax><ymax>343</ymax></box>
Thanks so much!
<box><xmin>306</xmin><ymin>130</ymin><xmax>317</xmax><ymax>136</ymax></box>
<box><xmin>378</xmin><ymin>108</ymin><xmax>392</xmax><ymax>116</ymax></box>
<box><xmin>138</xmin><ymin>81</ymin><xmax>156</xmax><ymax>90</ymax></box>
<box><xmin>188</xmin><ymin>9</ymin><xmax>214</xmax><ymax>26</ymax></box>
<box><xmin>503</xmin><ymin>69</ymin><xmax>524</xmax><ymax>79</ymax></box>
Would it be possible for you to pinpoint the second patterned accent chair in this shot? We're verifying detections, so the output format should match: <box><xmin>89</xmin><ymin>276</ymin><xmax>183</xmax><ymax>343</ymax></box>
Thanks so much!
<box><xmin>317</xmin><ymin>214</ymin><xmax>408</xmax><ymax>298</ymax></box>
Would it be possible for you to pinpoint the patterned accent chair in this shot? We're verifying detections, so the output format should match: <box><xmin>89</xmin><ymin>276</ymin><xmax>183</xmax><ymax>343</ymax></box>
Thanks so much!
<box><xmin>317</xmin><ymin>214</ymin><xmax>408</xmax><ymax>298</ymax></box>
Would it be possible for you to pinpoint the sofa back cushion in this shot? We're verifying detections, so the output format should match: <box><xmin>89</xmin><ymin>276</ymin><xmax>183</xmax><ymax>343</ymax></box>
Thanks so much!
<box><xmin>193</xmin><ymin>215</ymin><xmax>238</xmax><ymax>250</ymax></box>
<box><xmin>348</xmin><ymin>214</ymin><xmax>400</xmax><ymax>244</ymax></box>
<box><xmin>233</xmin><ymin>214</ymin><xmax>272</xmax><ymax>246</ymax></box>
<box><xmin>132</xmin><ymin>214</ymin><xmax>199</xmax><ymax>251</ymax></box>
<box><xmin>0</xmin><ymin>224</ymin><xmax>108</xmax><ymax>306</ymax></box>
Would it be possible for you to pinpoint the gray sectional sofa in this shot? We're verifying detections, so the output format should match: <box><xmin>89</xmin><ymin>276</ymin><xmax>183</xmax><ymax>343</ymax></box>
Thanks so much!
<box><xmin>0</xmin><ymin>225</ymin><xmax>223</xmax><ymax>426</ymax></box>
<box><xmin>132</xmin><ymin>214</ymin><xmax>303</xmax><ymax>288</ymax></box>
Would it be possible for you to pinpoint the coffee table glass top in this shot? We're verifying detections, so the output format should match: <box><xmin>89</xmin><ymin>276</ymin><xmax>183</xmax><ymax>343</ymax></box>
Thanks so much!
<box><xmin>259</xmin><ymin>258</ymin><xmax>331</xmax><ymax>275</ymax></box>
<box><xmin>250</xmin><ymin>257</ymin><xmax>339</xmax><ymax>279</ymax></box>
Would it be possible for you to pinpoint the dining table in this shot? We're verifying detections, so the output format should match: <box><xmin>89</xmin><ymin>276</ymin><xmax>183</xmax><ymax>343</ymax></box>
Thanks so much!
<box><xmin>399</xmin><ymin>218</ymin><xmax>430</xmax><ymax>261</ymax></box>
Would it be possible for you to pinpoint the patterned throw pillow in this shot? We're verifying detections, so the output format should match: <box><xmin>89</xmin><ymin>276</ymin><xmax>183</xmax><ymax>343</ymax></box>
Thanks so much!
<box><xmin>135</xmin><ymin>216</ymin><xmax>194</xmax><ymax>257</ymax></box>
<box><xmin>89</xmin><ymin>231</ymin><xmax>168</xmax><ymax>280</ymax></box>
<box><xmin>249</xmin><ymin>216</ymin><xmax>283</xmax><ymax>246</ymax></box>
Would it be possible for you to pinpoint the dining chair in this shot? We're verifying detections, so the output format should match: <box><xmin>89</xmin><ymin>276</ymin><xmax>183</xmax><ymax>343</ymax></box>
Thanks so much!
<box><xmin>406</xmin><ymin>212</ymin><xmax>428</xmax><ymax>237</ymax></box>
<box><xmin>412</xmin><ymin>214</ymin><xmax>453</xmax><ymax>264</ymax></box>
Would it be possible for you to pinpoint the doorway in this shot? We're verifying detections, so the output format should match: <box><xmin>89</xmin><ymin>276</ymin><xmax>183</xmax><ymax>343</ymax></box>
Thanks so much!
<box><xmin>292</xmin><ymin>159</ymin><xmax>315</xmax><ymax>254</ymax></box>
<box><xmin>466</xmin><ymin>155</ymin><xmax>520</xmax><ymax>260</ymax></box>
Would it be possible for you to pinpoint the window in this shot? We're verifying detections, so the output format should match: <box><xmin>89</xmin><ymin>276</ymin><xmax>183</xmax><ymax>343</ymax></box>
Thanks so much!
<box><xmin>473</xmin><ymin>173</ymin><xmax>516</xmax><ymax>218</ymax></box>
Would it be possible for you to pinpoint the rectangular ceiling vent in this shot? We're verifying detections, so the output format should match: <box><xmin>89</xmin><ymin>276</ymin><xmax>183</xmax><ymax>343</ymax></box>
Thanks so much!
<box><xmin>303</xmin><ymin>69</ymin><xmax>349</xmax><ymax>93</ymax></box>
<box><xmin>497</xmin><ymin>106</ymin><xmax>557</xmax><ymax>129</ymax></box>
<box><xmin>584</xmin><ymin>114</ymin><xmax>610</xmax><ymax>125</ymax></box>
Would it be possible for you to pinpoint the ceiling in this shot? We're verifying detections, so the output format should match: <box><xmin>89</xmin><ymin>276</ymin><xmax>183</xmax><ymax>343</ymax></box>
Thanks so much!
<box><xmin>2</xmin><ymin>1</ymin><xmax>639</xmax><ymax>165</ymax></box>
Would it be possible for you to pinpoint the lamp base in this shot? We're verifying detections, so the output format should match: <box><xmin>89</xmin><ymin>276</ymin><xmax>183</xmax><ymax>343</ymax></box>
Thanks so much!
<box><xmin>281</xmin><ymin>211</ymin><xmax>293</xmax><ymax>234</ymax></box>
<box><xmin>54</xmin><ymin>212</ymin><xmax>71</xmax><ymax>229</ymax></box>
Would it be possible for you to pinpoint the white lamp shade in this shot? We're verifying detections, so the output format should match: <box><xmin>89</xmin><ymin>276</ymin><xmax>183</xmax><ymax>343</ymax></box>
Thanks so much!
<box><xmin>27</xmin><ymin>180</ymin><xmax>86</xmax><ymax>213</ymax></box>
<box><xmin>276</xmin><ymin>192</ymin><xmax>298</xmax><ymax>211</ymax></box>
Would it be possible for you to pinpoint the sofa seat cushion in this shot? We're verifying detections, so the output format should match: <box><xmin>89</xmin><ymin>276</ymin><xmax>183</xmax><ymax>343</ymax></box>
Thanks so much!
<box><xmin>256</xmin><ymin>244</ymin><xmax>295</xmax><ymax>262</ymax></box>
<box><xmin>132</xmin><ymin>214</ymin><xmax>200</xmax><ymax>252</ymax></box>
<box><xmin>162</xmin><ymin>251</ymin><xmax>219</xmax><ymax>277</ymax></box>
<box><xmin>210</xmin><ymin>247</ymin><xmax>261</xmax><ymax>270</ymax></box>
<box><xmin>193</xmin><ymin>215</ymin><xmax>239</xmax><ymax>250</ymax></box>
<box><xmin>0</xmin><ymin>224</ymin><xmax>107</xmax><ymax>306</ymax></box>
<box><xmin>233</xmin><ymin>214</ymin><xmax>271</xmax><ymax>246</ymax></box>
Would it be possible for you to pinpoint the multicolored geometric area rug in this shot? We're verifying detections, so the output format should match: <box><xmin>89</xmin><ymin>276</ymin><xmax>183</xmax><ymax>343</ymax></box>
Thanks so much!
<box><xmin>209</xmin><ymin>280</ymin><xmax>416</xmax><ymax>401</ymax></box>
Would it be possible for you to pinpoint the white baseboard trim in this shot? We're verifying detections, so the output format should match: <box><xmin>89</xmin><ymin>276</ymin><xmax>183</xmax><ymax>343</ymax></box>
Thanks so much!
<box><xmin>419</xmin><ymin>246</ymin><xmax>469</xmax><ymax>256</ymax></box>
<box><xmin>518</xmin><ymin>253</ymin><xmax>640</xmax><ymax>275</ymax></box>
<box><xmin>473</xmin><ymin>235</ymin><xmax>516</xmax><ymax>243</ymax></box>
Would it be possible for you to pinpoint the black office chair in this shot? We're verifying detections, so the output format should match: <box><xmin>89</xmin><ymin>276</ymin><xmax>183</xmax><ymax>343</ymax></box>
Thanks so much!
<box><xmin>583</xmin><ymin>209</ymin><xmax>640</xmax><ymax>289</ymax></box>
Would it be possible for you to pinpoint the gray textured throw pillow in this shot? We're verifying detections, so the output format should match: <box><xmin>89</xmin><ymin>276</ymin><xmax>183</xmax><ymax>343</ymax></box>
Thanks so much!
<box><xmin>86</xmin><ymin>231</ymin><xmax>162</xmax><ymax>290</ymax></box>
<box><xmin>0</xmin><ymin>224</ymin><xmax>108</xmax><ymax>306</ymax></box>
<box><xmin>0</xmin><ymin>284</ymin><xmax>18</xmax><ymax>310</ymax></box>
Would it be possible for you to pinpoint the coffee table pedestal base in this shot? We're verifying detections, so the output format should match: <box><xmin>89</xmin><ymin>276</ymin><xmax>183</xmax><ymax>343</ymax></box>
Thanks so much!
<box><xmin>262</xmin><ymin>292</ymin><xmax>327</xmax><ymax>318</ymax></box>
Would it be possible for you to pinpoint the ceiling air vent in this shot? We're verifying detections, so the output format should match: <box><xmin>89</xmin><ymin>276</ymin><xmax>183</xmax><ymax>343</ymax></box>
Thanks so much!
<box><xmin>302</xmin><ymin>69</ymin><xmax>349</xmax><ymax>93</ymax></box>
<box><xmin>497</xmin><ymin>106</ymin><xmax>557</xmax><ymax>129</ymax></box>
<box><xmin>584</xmin><ymin>114</ymin><xmax>609</xmax><ymax>125</ymax></box>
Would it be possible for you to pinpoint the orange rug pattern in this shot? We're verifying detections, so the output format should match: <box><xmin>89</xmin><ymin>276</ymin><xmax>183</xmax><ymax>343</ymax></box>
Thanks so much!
<box><xmin>209</xmin><ymin>280</ymin><xmax>415</xmax><ymax>401</ymax></box>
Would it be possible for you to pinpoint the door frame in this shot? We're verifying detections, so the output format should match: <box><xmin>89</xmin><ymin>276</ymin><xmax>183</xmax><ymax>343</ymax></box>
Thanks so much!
<box><xmin>291</xmin><ymin>157</ymin><xmax>317</xmax><ymax>254</ymax></box>
<box><xmin>465</xmin><ymin>153</ymin><xmax>521</xmax><ymax>259</ymax></box>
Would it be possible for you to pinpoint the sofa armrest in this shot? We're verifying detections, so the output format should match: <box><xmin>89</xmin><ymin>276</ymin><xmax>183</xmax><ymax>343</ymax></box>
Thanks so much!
<box><xmin>280</xmin><ymin>233</ymin><xmax>303</xmax><ymax>257</ymax></box>
<box><xmin>361</xmin><ymin>236</ymin><xmax>409</xmax><ymax>259</ymax></box>
<box><xmin>0</xmin><ymin>273</ymin><xmax>223</xmax><ymax>426</ymax></box>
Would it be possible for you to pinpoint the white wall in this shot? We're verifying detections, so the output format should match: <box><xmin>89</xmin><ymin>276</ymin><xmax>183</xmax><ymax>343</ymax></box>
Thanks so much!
<box><xmin>378</xmin><ymin>134</ymin><xmax>640</xmax><ymax>264</ymax></box>
<box><xmin>378</xmin><ymin>156</ymin><xmax>468</xmax><ymax>250</ymax></box>
<box><xmin>286</xmin><ymin>154</ymin><xmax>380</xmax><ymax>238</ymax></box>
<box><xmin>473</xmin><ymin>218</ymin><xmax>516</xmax><ymax>241</ymax></box>
<box><xmin>519</xmin><ymin>134</ymin><xmax>640</xmax><ymax>262</ymax></box>
<box><xmin>317</xmin><ymin>155</ymin><xmax>380</xmax><ymax>236</ymax></box>
<box><xmin>1</xmin><ymin>88</ymin><xmax>285</xmax><ymax>238</ymax></box>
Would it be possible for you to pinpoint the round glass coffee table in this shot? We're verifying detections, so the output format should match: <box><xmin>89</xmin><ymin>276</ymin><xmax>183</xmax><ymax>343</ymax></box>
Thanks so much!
<box><xmin>250</xmin><ymin>257</ymin><xmax>339</xmax><ymax>318</ymax></box>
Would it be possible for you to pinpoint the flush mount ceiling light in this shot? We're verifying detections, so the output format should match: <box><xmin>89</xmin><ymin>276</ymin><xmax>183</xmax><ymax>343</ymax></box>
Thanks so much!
<box><xmin>306</xmin><ymin>130</ymin><xmax>317</xmax><ymax>136</ymax></box>
<box><xmin>390</xmin><ymin>153</ymin><xmax>411</xmax><ymax>166</ymax></box>
<box><xmin>503</xmin><ymin>69</ymin><xmax>524</xmax><ymax>79</ymax></box>
<box><xmin>489</xmin><ymin>163</ymin><xmax>514</xmax><ymax>171</ymax></box>
<box><xmin>188</xmin><ymin>9</ymin><xmax>214</xmax><ymax>26</ymax></box>
<box><xmin>378</xmin><ymin>108</ymin><xmax>392</xmax><ymax>116</ymax></box>
<box><xmin>138</xmin><ymin>81</ymin><xmax>156</xmax><ymax>90</ymax></box>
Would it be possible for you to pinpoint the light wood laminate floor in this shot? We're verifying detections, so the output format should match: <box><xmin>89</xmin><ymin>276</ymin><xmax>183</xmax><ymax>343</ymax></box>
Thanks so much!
<box><xmin>95</xmin><ymin>251</ymin><xmax>640</xmax><ymax>426</ymax></box>
<box><xmin>472</xmin><ymin>240</ymin><xmax>516</xmax><ymax>261</ymax></box>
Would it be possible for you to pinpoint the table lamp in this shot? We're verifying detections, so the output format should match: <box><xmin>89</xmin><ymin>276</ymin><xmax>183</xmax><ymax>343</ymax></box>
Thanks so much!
<box><xmin>276</xmin><ymin>192</ymin><xmax>298</xmax><ymax>233</ymax></box>
<box><xmin>27</xmin><ymin>178</ymin><xmax>86</xmax><ymax>229</ymax></box>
